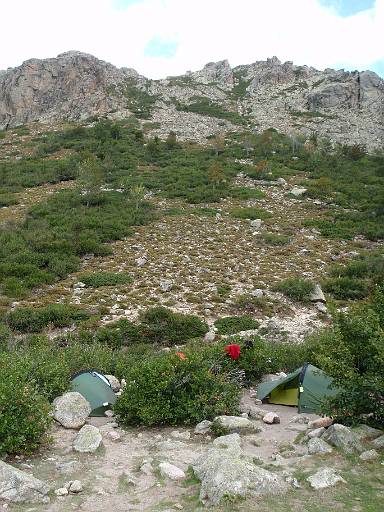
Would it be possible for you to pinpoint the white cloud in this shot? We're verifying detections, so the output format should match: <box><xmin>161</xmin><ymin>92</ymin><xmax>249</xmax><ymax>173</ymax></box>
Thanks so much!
<box><xmin>1</xmin><ymin>0</ymin><xmax>383</xmax><ymax>78</ymax></box>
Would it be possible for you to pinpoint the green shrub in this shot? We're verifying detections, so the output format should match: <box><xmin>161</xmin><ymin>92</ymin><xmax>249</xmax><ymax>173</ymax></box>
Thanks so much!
<box><xmin>140</xmin><ymin>307</ymin><xmax>208</xmax><ymax>345</ymax></box>
<box><xmin>229</xmin><ymin>187</ymin><xmax>265</xmax><ymax>200</ymax></box>
<box><xmin>0</xmin><ymin>193</ymin><xmax>18</xmax><ymax>207</ymax></box>
<box><xmin>79</xmin><ymin>272</ymin><xmax>133</xmax><ymax>288</ymax></box>
<box><xmin>114</xmin><ymin>349</ymin><xmax>240</xmax><ymax>426</ymax></box>
<box><xmin>0</xmin><ymin>367</ymin><xmax>51</xmax><ymax>455</ymax></box>
<box><xmin>272</xmin><ymin>278</ymin><xmax>314</xmax><ymax>302</ymax></box>
<box><xmin>322</xmin><ymin>277</ymin><xmax>370</xmax><ymax>300</ymax></box>
<box><xmin>214</xmin><ymin>316</ymin><xmax>259</xmax><ymax>335</ymax></box>
<box><xmin>233</xmin><ymin>294</ymin><xmax>273</xmax><ymax>315</ymax></box>
<box><xmin>230</xmin><ymin>207</ymin><xmax>272</xmax><ymax>220</ymax></box>
<box><xmin>6</xmin><ymin>304</ymin><xmax>89</xmax><ymax>333</ymax></box>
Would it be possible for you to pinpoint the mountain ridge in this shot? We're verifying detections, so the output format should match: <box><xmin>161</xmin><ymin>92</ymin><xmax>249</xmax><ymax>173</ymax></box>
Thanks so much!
<box><xmin>1</xmin><ymin>51</ymin><xmax>383</xmax><ymax>148</ymax></box>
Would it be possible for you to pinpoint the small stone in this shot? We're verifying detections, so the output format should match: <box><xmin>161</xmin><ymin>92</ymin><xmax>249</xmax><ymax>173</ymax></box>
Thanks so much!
<box><xmin>204</xmin><ymin>331</ymin><xmax>216</xmax><ymax>342</ymax></box>
<box><xmin>290</xmin><ymin>187</ymin><xmax>307</xmax><ymax>197</ymax></box>
<box><xmin>55</xmin><ymin>488</ymin><xmax>68</xmax><ymax>497</ymax></box>
<box><xmin>107</xmin><ymin>431</ymin><xmax>121</xmax><ymax>442</ymax></box>
<box><xmin>214</xmin><ymin>415</ymin><xmax>259</xmax><ymax>432</ymax></box>
<box><xmin>315</xmin><ymin>302</ymin><xmax>327</xmax><ymax>314</ymax></box>
<box><xmin>307</xmin><ymin>468</ymin><xmax>346</xmax><ymax>490</ymax></box>
<box><xmin>310</xmin><ymin>284</ymin><xmax>326</xmax><ymax>303</ymax></box>
<box><xmin>359</xmin><ymin>449</ymin><xmax>379</xmax><ymax>461</ymax></box>
<box><xmin>160</xmin><ymin>279</ymin><xmax>173</xmax><ymax>292</ymax></box>
<box><xmin>140</xmin><ymin>462</ymin><xmax>153</xmax><ymax>476</ymax></box>
<box><xmin>250</xmin><ymin>219</ymin><xmax>262</xmax><ymax>229</ymax></box>
<box><xmin>69</xmin><ymin>481</ymin><xmax>83</xmax><ymax>494</ymax></box>
<box><xmin>307</xmin><ymin>427</ymin><xmax>326</xmax><ymax>439</ymax></box>
<box><xmin>251</xmin><ymin>288</ymin><xmax>264</xmax><ymax>298</ymax></box>
<box><xmin>276</xmin><ymin>177</ymin><xmax>287</xmax><ymax>186</ymax></box>
<box><xmin>136</xmin><ymin>256</ymin><xmax>147</xmax><ymax>267</ymax></box>
<box><xmin>159</xmin><ymin>462</ymin><xmax>186</xmax><ymax>481</ymax></box>
<box><xmin>170</xmin><ymin>430</ymin><xmax>191</xmax><ymax>441</ymax></box>
<box><xmin>263</xmin><ymin>412</ymin><xmax>280</xmax><ymax>425</ymax></box>
<box><xmin>194</xmin><ymin>420</ymin><xmax>212</xmax><ymax>435</ymax></box>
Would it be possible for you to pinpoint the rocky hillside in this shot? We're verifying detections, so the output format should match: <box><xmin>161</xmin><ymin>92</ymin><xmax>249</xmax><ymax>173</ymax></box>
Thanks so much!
<box><xmin>1</xmin><ymin>51</ymin><xmax>383</xmax><ymax>148</ymax></box>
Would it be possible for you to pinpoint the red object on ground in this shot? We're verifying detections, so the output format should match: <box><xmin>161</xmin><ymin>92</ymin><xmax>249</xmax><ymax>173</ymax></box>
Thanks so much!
<box><xmin>175</xmin><ymin>351</ymin><xmax>187</xmax><ymax>360</ymax></box>
<box><xmin>225</xmin><ymin>344</ymin><xmax>241</xmax><ymax>360</ymax></box>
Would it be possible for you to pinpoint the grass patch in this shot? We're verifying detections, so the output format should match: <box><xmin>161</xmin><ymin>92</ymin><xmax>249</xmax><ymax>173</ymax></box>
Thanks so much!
<box><xmin>214</xmin><ymin>315</ymin><xmax>259</xmax><ymax>335</ymax></box>
<box><xmin>230</xmin><ymin>207</ymin><xmax>272</xmax><ymax>220</ymax></box>
<box><xmin>260</xmin><ymin>233</ymin><xmax>291</xmax><ymax>246</ymax></box>
<box><xmin>272</xmin><ymin>278</ymin><xmax>314</xmax><ymax>302</ymax></box>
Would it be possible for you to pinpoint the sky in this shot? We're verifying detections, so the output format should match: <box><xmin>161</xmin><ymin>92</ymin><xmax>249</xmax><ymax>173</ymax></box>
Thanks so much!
<box><xmin>1</xmin><ymin>0</ymin><xmax>383</xmax><ymax>78</ymax></box>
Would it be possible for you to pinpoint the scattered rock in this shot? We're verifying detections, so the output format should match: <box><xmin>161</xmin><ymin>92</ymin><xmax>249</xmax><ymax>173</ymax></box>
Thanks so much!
<box><xmin>251</xmin><ymin>288</ymin><xmax>264</xmax><ymax>298</ymax></box>
<box><xmin>308</xmin><ymin>438</ymin><xmax>333</xmax><ymax>455</ymax></box>
<box><xmin>136</xmin><ymin>256</ymin><xmax>147</xmax><ymax>267</ymax></box>
<box><xmin>140</xmin><ymin>461</ymin><xmax>154</xmax><ymax>476</ymax></box>
<box><xmin>160</xmin><ymin>279</ymin><xmax>173</xmax><ymax>292</ymax></box>
<box><xmin>308</xmin><ymin>417</ymin><xmax>333</xmax><ymax>429</ymax></box>
<box><xmin>214</xmin><ymin>415</ymin><xmax>259</xmax><ymax>433</ymax></box>
<box><xmin>307</xmin><ymin>467</ymin><xmax>346</xmax><ymax>490</ymax></box>
<box><xmin>250</xmin><ymin>219</ymin><xmax>262</xmax><ymax>229</ymax></box>
<box><xmin>69</xmin><ymin>480</ymin><xmax>83</xmax><ymax>493</ymax></box>
<box><xmin>0</xmin><ymin>461</ymin><xmax>50</xmax><ymax>504</ymax></box>
<box><xmin>159</xmin><ymin>462</ymin><xmax>186</xmax><ymax>481</ymax></box>
<box><xmin>290</xmin><ymin>187</ymin><xmax>307</xmax><ymax>197</ymax></box>
<box><xmin>170</xmin><ymin>430</ymin><xmax>191</xmax><ymax>441</ymax></box>
<box><xmin>353</xmin><ymin>425</ymin><xmax>383</xmax><ymax>441</ymax></box>
<box><xmin>204</xmin><ymin>331</ymin><xmax>216</xmax><ymax>342</ymax></box>
<box><xmin>107</xmin><ymin>431</ymin><xmax>121</xmax><ymax>442</ymax></box>
<box><xmin>73</xmin><ymin>425</ymin><xmax>102</xmax><ymax>453</ymax></box>
<box><xmin>195</xmin><ymin>420</ymin><xmax>213</xmax><ymax>435</ymax></box>
<box><xmin>52</xmin><ymin>392</ymin><xmax>91</xmax><ymax>429</ymax></box>
<box><xmin>276</xmin><ymin>177</ymin><xmax>287</xmax><ymax>186</ymax></box>
<box><xmin>105</xmin><ymin>375</ymin><xmax>121</xmax><ymax>392</ymax></box>
<box><xmin>322</xmin><ymin>424</ymin><xmax>363</xmax><ymax>454</ymax></box>
<box><xmin>263</xmin><ymin>412</ymin><xmax>280</xmax><ymax>425</ymax></box>
<box><xmin>360</xmin><ymin>449</ymin><xmax>380</xmax><ymax>461</ymax></box>
<box><xmin>315</xmin><ymin>302</ymin><xmax>327</xmax><ymax>314</ymax></box>
<box><xmin>310</xmin><ymin>284</ymin><xmax>326</xmax><ymax>303</ymax></box>
<box><xmin>55</xmin><ymin>488</ymin><xmax>68</xmax><ymax>497</ymax></box>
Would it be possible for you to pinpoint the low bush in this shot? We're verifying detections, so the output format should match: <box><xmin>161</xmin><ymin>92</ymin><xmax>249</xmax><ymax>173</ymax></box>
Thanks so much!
<box><xmin>272</xmin><ymin>278</ymin><xmax>314</xmax><ymax>302</ymax></box>
<box><xmin>260</xmin><ymin>233</ymin><xmax>290</xmax><ymax>246</ymax></box>
<box><xmin>114</xmin><ymin>349</ymin><xmax>241</xmax><ymax>426</ymax></box>
<box><xmin>229</xmin><ymin>187</ymin><xmax>265</xmax><ymax>200</ymax></box>
<box><xmin>140</xmin><ymin>307</ymin><xmax>208</xmax><ymax>345</ymax></box>
<box><xmin>322</xmin><ymin>277</ymin><xmax>370</xmax><ymax>300</ymax></box>
<box><xmin>79</xmin><ymin>272</ymin><xmax>133</xmax><ymax>288</ymax></box>
<box><xmin>0</xmin><ymin>193</ymin><xmax>18</xmax><ymax>207</ymax></box>
<box><xmin>214</xmin><ymin>316</ymin><xmax>259</xmax><ymax>335</ymax></box>
<box><xmin>6</xmin><ymin>304</ymin><xmax>90</xmax><ymax>333</ymax></box>
<box><xmin>232</xmin><ymin>294</ymin><xmax>274</xmax><ymax>315</ymax></box>
<box><xmin>230</xmin><ymin>207</ymin><xmax>272</xmax><ymax>220</ymax></box>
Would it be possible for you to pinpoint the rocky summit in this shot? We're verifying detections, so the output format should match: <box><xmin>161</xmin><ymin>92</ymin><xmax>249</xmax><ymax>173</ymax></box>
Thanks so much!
<box><xmin>1</xmin><ymin>51</ymin><xmax>383</xmax><ymax>148</ymax></box>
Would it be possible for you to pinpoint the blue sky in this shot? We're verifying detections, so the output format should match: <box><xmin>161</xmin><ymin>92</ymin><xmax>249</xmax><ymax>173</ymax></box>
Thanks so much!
<box><xmin>1</xmin><ymin>0</ymin><xmax>383</xmax><ymax>79</ymax></box>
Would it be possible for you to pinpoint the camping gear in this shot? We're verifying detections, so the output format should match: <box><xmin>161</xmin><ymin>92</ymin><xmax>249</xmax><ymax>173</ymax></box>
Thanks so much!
<box><xmin>225</xmin><ymin>344</ymin><xmax>241</xmax><ymax>360</ymax></box>
<box><xmin>256</xmin><ymin>364</ymin><xmax>338</xmax><ymax>414</ymax></box>
<box><xmin>71</xmin><ymin>370</ymin><xmax>117</xmax><ymax>417</ymax></box>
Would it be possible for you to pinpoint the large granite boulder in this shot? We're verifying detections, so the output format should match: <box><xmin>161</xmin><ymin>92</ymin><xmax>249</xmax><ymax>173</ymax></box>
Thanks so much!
<box><xmin>0</xmin><ymin>461</ymin><xmax>50</xmax><ymax>504</ymax></box>
<box><xmin>52</xmin><ymin>392</ymin><xmax>91</xmax><ymax>429</ymax></box>
<box><xmin>321</xmin><ymin>424</ymin><xmax>363</xmax><ymax>454</ymax></box>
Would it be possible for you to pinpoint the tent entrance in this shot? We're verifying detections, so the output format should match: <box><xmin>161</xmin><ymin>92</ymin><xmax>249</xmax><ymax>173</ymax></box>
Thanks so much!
<box><xmin>268</xmin><ymin>376</ymin><xmax>299</xmax><ymax>406</ymax></box>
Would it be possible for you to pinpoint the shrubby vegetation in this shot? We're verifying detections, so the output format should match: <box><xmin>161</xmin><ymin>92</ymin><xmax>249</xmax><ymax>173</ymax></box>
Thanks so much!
<box><xmin>214</xmin><ymin>315</ymin><xmax>259</xmax><ymax>335</ymax></box>
<box><xmin>272</xmin><ymin>278</ymin><xmax>314</xmax><ymax>302</ymax></box>
<box><xmin>79</xmin><ymin>272</ymin><xmax>133</xmax><ymax>288</ymax></box>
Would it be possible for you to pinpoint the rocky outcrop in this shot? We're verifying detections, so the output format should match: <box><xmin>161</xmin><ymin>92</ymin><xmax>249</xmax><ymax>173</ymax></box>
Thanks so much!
<box><xmin>1</xmin><ymin>51</ymin><xmax>383</xmax><ymax>148</ymax></box>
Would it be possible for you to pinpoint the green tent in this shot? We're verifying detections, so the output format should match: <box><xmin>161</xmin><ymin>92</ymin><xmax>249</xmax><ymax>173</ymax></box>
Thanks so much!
<box><xmin>71</xmin><ymin>370</ymin><xmax>117</xmax><ymax>417</ymax></box>
<box><xmin>256</xmin><ymin>364</ymin><xmax>338</xmax><ymax>414</ymax></box>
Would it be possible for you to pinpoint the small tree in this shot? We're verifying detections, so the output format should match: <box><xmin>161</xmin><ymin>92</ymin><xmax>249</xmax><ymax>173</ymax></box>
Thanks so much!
<box><xmin>208</xmin><ymin>162</ymin><xmax>225</xmax><ymax>190</ymax></box>
<box><xmin>129</xmin><ymin>184</ymin><xmax>147</xmax><ymax>210</ymax></box>
<box><xmin>211</xmin><ymin>134</ymin><xmax>225</xmax><ymax>157</ymax></box>
<box><xmin>77</xmin><ymin>157</ymin><xmax>104</xmax><ymax>206</ymax></box>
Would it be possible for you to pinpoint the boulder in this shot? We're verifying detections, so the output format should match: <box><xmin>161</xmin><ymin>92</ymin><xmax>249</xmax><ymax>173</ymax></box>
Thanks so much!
<box><xmin>310</xmin><ymin>284</ymin><xmax>326</xmax><ymax>303</ymax></box>
<box><xmin>315</xmin><ymin>302</ymin><xmax>328</xmax><ymax>314</ymax></box>
<box><xmin>276</xmin><ymin>177</ymin><xmax>287</xmax><ymax>186</ymax></box>
<box><xmin>52</xmin><ymin>392</ymin><xmax>91</xmax><ymax>429</ymax></box>
<box><xmin>69</xmin><ymin>480</ymin><xmax>83</xmax><ymax>493</ymax></box>
<box><xmin>321</xmin><ymin>424</ymin><xmax>363</xmax><ymax>454</ymax></box>
<box><xmin>0</xmin><ymin>461</ymin><xmax>50</xmax><ymax>504</ymax></box>
<box><xmin>105</xmin><ymin>375</ymin><xmax>121</xmax><ymax>392</ymax></box>
<box><xmin>212</xmin><ymin>433</ymin><xmax>241</xmax><ymax>450</ymax></box>
<box><xmin>195</xmin><ymin>420</ymin><xmax>212</xmax><ymax>435</ymax></box>
<box><xmin>307</xmin><ymin>468</ymin><xmax>346</xmax><ymax>490</ymax></box>
<box><xmin>308</xmin><ymin>417</ymin><xmax>333</xmax><ymax>429</ymax></box>
<box><xmin>159</xmin><ymin>462</ymin><xmax>186</xmax><ymax>481</ymax></box>
<box><xmin>353</xmin><ymin>425</ymin><xmax>382</xmax><ymax>441</ymax></box>
<box><xmin>372</xmin><ymin>435</ymin><xmax>384</xmax><ymax>450</ymax></box>
<box><xmin>251</xmin><ymin>288</ymin><xmax>264</xmax><ymax>298</ymax></box>
<box><xmin>214</xmin><ymin>416</ymin><xmax>259</xmax><ymax>433</ymax></box>
<box><xmin>308</xmin><ymin>438</ymin><xmax>333</xmax><ymax>455</ymax></box>
<box><xmin>73</xmin><ymin>425</ymin><xmax>102</xmax><ymax>453</ymax></box>
<box><xmin>359</xmin><ymin>449</ymin><xmax>380</xmax><ymax>461</ymax></box>
<box><xmin>160</xmin><ymin>279</ymin><xmax>173</xmax><ymax>292</ymax></box>
<box><xmin>250</xmin><ymin>219</ymin><xmax>262</xmax><ymax>229</ymax></box>
<box><xmin>193</xmin><ymin>444</ymin><xmax>287</xmax><ymax>506</ymax></box>
<box><xmin>263</xmin><ymin>412</ymin><xmax>280</xmax><ymax>425</ymax></box>
<box><xmin>55</xmin><ymin>487</ymin><xmax>68</xmax><ymax>496</ymax></box>
<box><xmin>204</xmin><ymin>331</ymin><xmax>216</xmax><ymax>343</ymax></box>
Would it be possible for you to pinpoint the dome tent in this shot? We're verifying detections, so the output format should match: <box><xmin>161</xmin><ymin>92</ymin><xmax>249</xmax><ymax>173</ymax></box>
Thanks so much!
<box><xmin>256</xmin><ymin>363</ymin><xmax>338</xmax><ymax>414</ymax></box>
<box><xmin>71</xmin><ymin>370</ymin><xmax>117</xmax><ymax>417</ymax></box>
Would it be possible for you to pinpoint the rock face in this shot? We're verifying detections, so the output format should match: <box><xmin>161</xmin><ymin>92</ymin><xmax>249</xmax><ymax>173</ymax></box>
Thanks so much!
<box><xmin>0</xmin><ymin>461</ymin><xmax>50</xmax><ymax>504</ymax></box>
<box><xmin>73</xmin><ymin>425</ymin><xmax>103</xmax><ymax>453</ymax></box>
<box><xmin>52</xmin><ymin>392</ymin><xmax>92</xmax><ymax>429</ymax></box>
<box><xmin>1</xmin><ymin>51</ymin><xmax>383</xmax><ymax>148</ymax></box>
<box><xmin>192</xmin><ymin>441</ymin><xmax>287</xmax><ymax>506</ymax></box>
